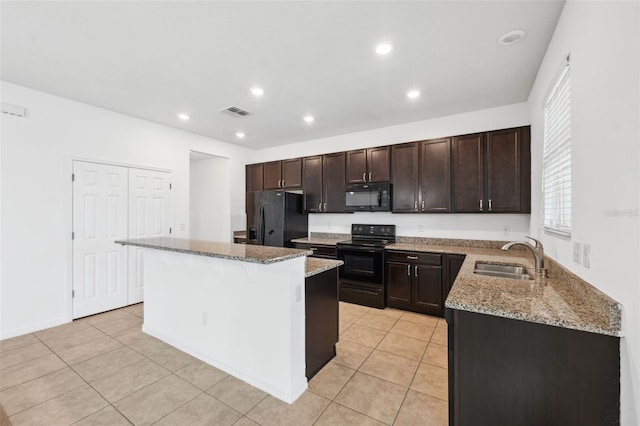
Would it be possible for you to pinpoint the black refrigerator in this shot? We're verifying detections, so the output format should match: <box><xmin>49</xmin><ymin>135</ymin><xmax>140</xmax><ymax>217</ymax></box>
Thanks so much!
<box><xmin>246</xmin><ymin>191</ymin><xmax>308</xmax><ymax>247</ymax></box>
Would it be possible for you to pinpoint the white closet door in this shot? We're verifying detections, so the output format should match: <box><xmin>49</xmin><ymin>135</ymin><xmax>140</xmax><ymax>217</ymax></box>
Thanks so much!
<box><xmin>72</xmin><ymin>161</ymin><xmax>128</xmax><ymax>318</ymax></box>
<box><xmin>128</xmin><ymin>168</ymin><xmax>172</xmax><ymax>304</ymax></box>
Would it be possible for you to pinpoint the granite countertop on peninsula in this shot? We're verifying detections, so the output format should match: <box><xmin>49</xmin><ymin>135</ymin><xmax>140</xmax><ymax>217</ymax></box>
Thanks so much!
<box><xmin>116</xmin><ymin>237</ymin><xmax>311</xmax><ymax>265</ymax></box>
<box><xmin>386</xmin><ymin>240</ymin><xmax>621</xmax><ymax>337</ymax></box>
<box><xmin>306</xmin><ymin>258</ymin><xmax>343</xmax><ymax>278</ymax></box>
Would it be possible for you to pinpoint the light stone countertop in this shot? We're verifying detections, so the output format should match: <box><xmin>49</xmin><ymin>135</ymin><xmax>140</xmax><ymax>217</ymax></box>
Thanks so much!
<box><xmin>305</xmin><ymin>258</ymin><xmax>343</xmax><ymax>278</ymax></box>
<box><xmin>115</xmin><ymin>237</ymin><xmax>311</xmax><ymax>265</ymax></box>
<box><xmin>389</xmin><ymin>241</ymin><xmax>621</xmax><ymax>337</ymax></box>
<box><xmin>290</xmin><ymin>237</ymin><xmax>349</xmax><ymax>246</ymax></box>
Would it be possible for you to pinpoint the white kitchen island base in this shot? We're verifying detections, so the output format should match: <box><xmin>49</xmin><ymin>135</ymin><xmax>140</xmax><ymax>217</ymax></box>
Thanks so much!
<box><xmin>140</xmin><ymin>247</ymin><xmax>307</xmax><ymax>404</ymax></box>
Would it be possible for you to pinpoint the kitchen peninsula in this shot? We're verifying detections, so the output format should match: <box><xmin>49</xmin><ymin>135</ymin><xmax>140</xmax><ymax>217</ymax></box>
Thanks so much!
<box><xmin>115</xmin><ymin>237</ymin><xmax>320</xmax><ymax>404</ymax></box>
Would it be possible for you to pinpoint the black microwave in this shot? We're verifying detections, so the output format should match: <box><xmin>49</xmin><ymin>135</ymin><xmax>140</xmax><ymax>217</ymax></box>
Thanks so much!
<box><xmin>344</xmin><ymin>182</ymin><xmax>392</xmax><ymax>212</ymax></box>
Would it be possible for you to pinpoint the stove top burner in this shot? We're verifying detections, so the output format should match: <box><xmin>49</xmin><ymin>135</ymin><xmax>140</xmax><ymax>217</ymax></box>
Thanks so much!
<box><xmin>337</xmin><ymin>224</ymin><xmax>396</xmax><ymax>248</ymax></box>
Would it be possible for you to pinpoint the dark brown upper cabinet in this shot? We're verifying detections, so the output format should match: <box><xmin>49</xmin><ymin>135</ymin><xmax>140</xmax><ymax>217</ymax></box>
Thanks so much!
<box><xmin>263</xmin><ymin>158</ymin><xmax>302</xmax><ymax>190</ymax></box>
<box><xmin>420</xmin><ymin>138</ymin><xmax>452</xmax><ymax>212</ymax></box>
<box><xmin>346</xmin><ymin>146</ymin><xmax>391</xmax><ymax>184</ymax></box>
<box><xmin>392</xmin><ymin>139</ymin><xmax>452</xmax><ymax>213</ymax></box>
<box><xmin>391</xmin><ymin>143</ymin><xmax>420</xmax><ymax>212</ymax></box>
<box><xmin>453</xmin><ymin>127</ymin><xmax>530</xmax><ymax>213</ymax></box>
<box><xmin>246</xmin><ymin>163</ymin><xmax>264</xmax><ymax>192</ymax></box>
<box><xmin>302</xmin><ymin>152</ymin><xmax>346</xmax><ymax>213</ymax></box>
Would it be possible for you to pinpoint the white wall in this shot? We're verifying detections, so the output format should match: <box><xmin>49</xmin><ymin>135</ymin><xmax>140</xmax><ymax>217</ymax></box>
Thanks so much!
<box><xmin>0</xmin><ymin>82</ymin><xmax>251</xmax><ymax>339</ymax></box>
<box><xmin>527</xmin><ymin>2</ymin><xmax>640</xmax><ymax>424</ymax></box>
<box><xmin>252</xmin><ymin>103</ymin><xmax>532</xmax><ymax>241</ymax></box>
<box><xmin>190</xmin><ymin>155</ymin><xmax>232</xmax><ymax>242</ymax></box>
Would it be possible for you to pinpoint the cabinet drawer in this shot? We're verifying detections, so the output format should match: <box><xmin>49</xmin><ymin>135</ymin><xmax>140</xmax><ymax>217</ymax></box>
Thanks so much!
<box><xmin>386</xmin><ymin>251</ymin><xmax>442</xmax><ymax>266</ymax></box>
<box><xmin>294</xmin><ymin>243</ymin><xmax>337</xmax><ymax>259</ymax></box>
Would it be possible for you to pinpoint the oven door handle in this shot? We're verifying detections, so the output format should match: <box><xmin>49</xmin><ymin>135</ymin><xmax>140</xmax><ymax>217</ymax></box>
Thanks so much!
<box><xmin>339</xmin><ymin>248</ymin><xmax>380</xmax><ymax>254</ymax></box>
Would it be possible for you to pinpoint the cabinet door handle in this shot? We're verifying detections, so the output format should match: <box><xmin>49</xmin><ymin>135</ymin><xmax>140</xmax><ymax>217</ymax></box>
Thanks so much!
<box><xmin>415</xmin><ymin>266</ymin><xmax>418</xmax><ymax>277</ymax></box>
<box><xmin>310</xmin><ymin>247</ymin><xmax>317</xmax><ymax>251</ymax></box>
<box><xmin>318</xmin><ymin>203</ymin><xmax>322</xmax><ymax>211</ymax></box>
<box><xmin>323</xmin><ymin>202</ymin><xmax>327</xmax><ymax>212</ymax></box>
<box><xmin>368</xmin><ymin>172</ymin><xmax>372</xmax><ymax>182</ymax></box>
<box><xmin>282</xmin><ymin>180</ymin><xmax>285</xmax><ymax>188</ymax></box>
<box><xmin>407</xmin><ymin>256</ymin><xmax>419</xmax><ymax>260</ymax></box>
<box><xmin>421</xmin><ymin>200</ymin><xmax>425</xmax><ymax>211</ymax></box>
<box><xmin>488</xmin><ymin>199</ymin><xmax>492</xmax><ymax>211</ymax></box>
<box><xmin>480</xmin><ymin>199</ymin><xmax>483</xmax><ymax>211</ymax></box>
<box><xmin>414</xmin><ymin>201</ymin><xmax>418</xmax><ymax>210</ymax></box>
<box><xmin>407</xmin><ymin>264</ymin><xmax>411</xmax><ymax>276</ymax></box>
<box><xmin>363</xmin><ymin>172</ymin><xmax>366</xmax><ymax>182</ymax></box>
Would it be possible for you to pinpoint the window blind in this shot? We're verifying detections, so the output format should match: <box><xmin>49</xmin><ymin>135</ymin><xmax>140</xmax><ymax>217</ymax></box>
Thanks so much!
<box><xmin>543</xmin><ymin>57</ymin><xmax>571</xmax><ymax>235</ymax></box>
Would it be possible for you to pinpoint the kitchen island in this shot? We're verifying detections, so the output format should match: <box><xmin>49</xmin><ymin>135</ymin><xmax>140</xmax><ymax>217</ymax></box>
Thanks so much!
<box><xmin>116</xmin><ymin>237</ymin><xmax>314</xmax><ymax>404</ymax></box>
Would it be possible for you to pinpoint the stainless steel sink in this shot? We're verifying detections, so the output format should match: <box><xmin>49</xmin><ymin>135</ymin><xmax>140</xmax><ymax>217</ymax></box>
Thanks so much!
<box><xmin>474</xmin><ymin>262</ymin><xmax>533</xmax><ymax>280</ymax></box>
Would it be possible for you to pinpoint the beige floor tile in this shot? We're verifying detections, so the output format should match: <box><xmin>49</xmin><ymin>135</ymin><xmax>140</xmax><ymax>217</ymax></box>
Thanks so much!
<box><xmin>57</xmin><ymin>335</ymin><xmax>123</xmax><ymax>365</ymax></box>
<box><xmin>154</xmin><ymin>392</ymin><xmax>241</xmax><ymax>426</ymax></box>
<box><xmin>394</xmin><ymin>389</ymin><xmax>448</xmax><ymax>426</ymax></box>
<box><xmin>81</xmin><ymin>309</ymin><xmax>135</xmax><ymax>327</ymax></box>
<box><xmin>377</xmin><ymin>308</ymin><xmax>404</xmax><ymax>319</ymax></box>
<box><xmin>0</xmin><ymin>367</ymin><xmax>84</xmax><ymax>416</ymax></box>
<box><xmin>233</xmin><ymin>416</ymin><xmax>260</xmax><ymax>426</ymax></box>
<box><xmin>340</xmin><ymin>325</ymin><xmax>386</xmax><ymax>348</ymax></box>
<box><xmin>308</xmin><ymin>361</ymin><xmax>356</xmax><ymax>399</ymax></box>
<box><xmin>33</xmin><ymin>320</ymin><xmax>93</xmax><ymax>343</ymax></box>
<box><xmin>73</xmin><ymin>405</ymin><xmax>132</xmax><ymax>425</ymax></box>
<box><xmin>339</xmin><ymin>302</ymin><xmax>370</xmax><ymax>317</ymax></box>
<box><xmin>111</xmin><ymin>328</ymin><xmax>172</xmax><ymax>357</ymax></box>
<box><xmin>430</xmin><ymin>324</ymin><xmax>448</xmax><ymax>346</ymax></box>
<box><xmin>9</xmin><ymin>384</ymin><xmax>108</xmax><ymax>425</ymax></box>
<box><xmin>334</xmin><ymin>372</ymin><xmax>407</xmax><ymax>424</ymax></box>
<box><xmin>114</xmin><ymin>375</ymin><xmax>200</xmax><ymax>426</ymax></box>
<box><xmin>399</xmin><ymin>311</ymin><xmax>440</xmax><ymax>327</ymax></box>
<box><xmin>410</xmin><ymin>363</ymin><xmax>448</xmax><ymax>401</ymax></box>
<box><xmin>0</xmin><ymin>334</ymin><xmax>39</xmax><ymax>354</ymax></box>
<box><xmin>122</xmin><ymin>303</ymin><xmax>144</xmax><ymax>317</ymax></box>
<box><xmin>339</xmin><ymin>319</ymin><xmax>355</xmax><ymax>335</ymax></box>
<box><xmin>422</xmin><ymin>343</ymin><xmax>448</xmax><ymax>369</ymax></box>
<box><xmin>389</xmin><ymin>319</ymin><xmax>435</xmax><ymax>341</ymax></box>
<box><xmin>207</xmin><ymin>375</ymin><xmax>268</xmax><ymax>414</ymax></box>
<box><xmin>72</xmin><ymin>346</ymin><xmax>145</xmax><ymax>382</ymax></box>
<box><xmin>90</xmin><ymin>314</ymin><xmax>143</xmax><ymax>336</ymax></box>
<box><xmin>314</xmin><ymin>402</ymin><xmax>385</xmax><ymax>426</ymax></box>
<box><xmin>0</xmin><ymin>342</ymin><xmax>52</xmax><ymax>370</ymax></box>
<box><xmin>340</xmin><ymin>311</ymin><xmax>364</xmax><ymax>327</ymax></box>
<box><xmin>354</xmin><ymin>313</ymin><xmax>398</xmax><ymax>332</ymax></box>
<box><xmin>0</xmin><ymin>353</ymin><xmax>66</xmax><ymax>391</ymax></box>
<box><xmin>333</xmin><ymin>340</ymin><xmax>373</xmax><ymax>370</ymax></box>
<box><xmin>247</xmin><ymin>391</ymin><xmax>330</xmax><ymax>426</ymax></box>
<box><xmin>377</xmin><ymin>332</ymin><xmax>428</xmax><ymax>361</ymax></box>
<box><xmin>147</xmin><ymin>346</ymin><xmax>197</xmax><ymax>372</ymax></box>
<box><xmin>359</xmin><ymin>350</ymin><xmax>419</xmax><ymax>387</ymax></box>
<box><xmin>91</xmin><ymin>358</ymin><xmax>170</xmax><ymax>403</ymax></box>
<box><xmin>45</xmin><ymin>326</ymin><xmax>107</xmax><ymax>352</ymax></box>
<box><xmin>175</xmin><ymin>359</ymin><xmax>229</xmax><ymax>391</ymax></box>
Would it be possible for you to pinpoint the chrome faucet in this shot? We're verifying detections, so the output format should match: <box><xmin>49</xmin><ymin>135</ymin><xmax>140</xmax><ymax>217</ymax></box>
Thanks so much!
<box><xmin>502</xmin><ymin>236</ymin><xmax>547</xmax><ymax>276</ymax></box>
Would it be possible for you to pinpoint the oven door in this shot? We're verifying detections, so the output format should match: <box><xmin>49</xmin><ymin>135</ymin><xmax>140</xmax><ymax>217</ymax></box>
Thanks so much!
<box><xmin>337</xmin><ymin>246</ymin><xmax>384</xmax><ymax>285</ymax></box>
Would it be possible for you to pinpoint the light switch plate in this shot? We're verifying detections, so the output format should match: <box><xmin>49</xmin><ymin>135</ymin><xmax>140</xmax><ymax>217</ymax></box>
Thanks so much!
<box><xmin>573</xmin><ymin>241</ymin><xmax>582</xmax><ymax>264</ymax></box>
<box><xmin>583</xmin><ymin>244</ymin><xmax>591</xmax><ymax>268</ymax></box>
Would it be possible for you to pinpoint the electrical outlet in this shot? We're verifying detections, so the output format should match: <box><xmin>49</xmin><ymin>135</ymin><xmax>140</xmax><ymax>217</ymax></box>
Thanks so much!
<box><xmin>573</xmin><ymin>241</ymin><xmax>582</xmax><ymax>264</ymax></box>
<box><xmin>502</xmin><ymin>226</ymin><xmax>510</xmax><ymax>236</ymax></box>
<box><xmin>583</xmin><ymin>244</ymin><xmax>591</xmax><ymax>268</ymax></box>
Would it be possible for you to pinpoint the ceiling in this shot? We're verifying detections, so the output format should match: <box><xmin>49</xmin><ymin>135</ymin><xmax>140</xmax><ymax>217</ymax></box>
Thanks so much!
<box><xmin>1</xmin><ymin>1</ymin><xmax>564</xmax><ymax>150</ymax></box>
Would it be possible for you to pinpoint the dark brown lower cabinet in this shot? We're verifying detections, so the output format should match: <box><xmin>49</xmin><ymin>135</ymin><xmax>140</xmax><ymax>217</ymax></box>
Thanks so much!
<box><xmin>446</xmin><ymin>309</ymin><xmax>620</xmax><ymax>426</ymax></box>
<box><xmin>305</xmin><ymin>268</ymin><xmax>339</xmax><ymax>380</ymax></box>
<box><xmin>293</xmin><ymin>242</ymin><xmax>336</xmax><ymax>259</ymax></box>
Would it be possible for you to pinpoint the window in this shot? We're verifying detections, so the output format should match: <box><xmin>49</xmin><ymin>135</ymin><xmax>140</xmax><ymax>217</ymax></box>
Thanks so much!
<box><xmin>543</xmin><ymin>55</ymin><xmax>571</xmax><ymax>236</ymax></box>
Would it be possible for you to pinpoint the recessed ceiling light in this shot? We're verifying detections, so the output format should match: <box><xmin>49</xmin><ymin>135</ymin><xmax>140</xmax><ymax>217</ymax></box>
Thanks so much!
<box><xmin>407</xmin><ymin>90</ymin><xmax>421</xmax><ymax>99</ymax></box>
<box><xmin>236</xmin><ymin>132</ymin><xmax>245</xmax><ymax>138</ymax></box>
<box><xmin>375</xmin><ymin>42</ymin><xmax>393</xmax><ymax>55</ymax></box>
<box><xmin>250</xmin><ymin>87</ymin><xmax>264</xmax><ymax>96</ymax></box>
<box><xmin>177</xmin><ymin>113</ymin><xmax>190</xmax><ymax>121</ymax></box>
<box><xmin>303</xmin><ymin>115</ymin><xmax>315</xmax><ymax>123</ymax></box>
<box><xmin>497</xmin><ymin>29</ymin><xmax>527</xmax><ymax>46</ymax></box>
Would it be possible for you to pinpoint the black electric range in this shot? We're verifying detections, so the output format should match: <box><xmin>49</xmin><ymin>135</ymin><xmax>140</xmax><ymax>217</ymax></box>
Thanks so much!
<box><xmin>336</xmin><ymin>224</ymin><xmax>396</xmax><ymax>308</ymax></box>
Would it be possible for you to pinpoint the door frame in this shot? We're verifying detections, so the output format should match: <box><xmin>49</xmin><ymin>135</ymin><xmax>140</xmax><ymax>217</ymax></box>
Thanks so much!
<box><xmin>67</xmin><ymin>157</ymin><xmax>174</xmax><ymax>322</ymax></box>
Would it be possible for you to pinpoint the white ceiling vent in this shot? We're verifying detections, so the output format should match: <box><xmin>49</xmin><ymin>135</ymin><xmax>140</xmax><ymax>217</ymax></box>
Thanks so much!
<box><xmin>1</xmin><ymin>102</ymin><xmax>27</xmax><ymax>117</ymax></box>
<box><xmin>219</xmin><ymin>106</ymin><xmax>251</xmax><ymax>117</ymax></box>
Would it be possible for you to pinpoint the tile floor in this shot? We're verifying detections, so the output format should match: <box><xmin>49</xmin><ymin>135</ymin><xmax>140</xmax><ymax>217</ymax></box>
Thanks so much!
<box><xmin>0</xmin><ymin>302</ymin><xmax>448</xmax><ymax>425</ymax></box>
